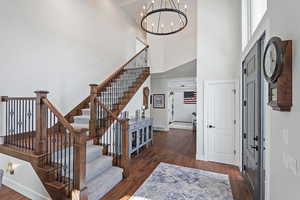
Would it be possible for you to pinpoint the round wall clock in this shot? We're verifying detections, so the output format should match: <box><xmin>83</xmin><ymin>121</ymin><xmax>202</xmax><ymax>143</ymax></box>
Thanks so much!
<box><xmin>263</xmin><ymin>37</ymin><xmax>284</xmax><ymax>83</ymax></box>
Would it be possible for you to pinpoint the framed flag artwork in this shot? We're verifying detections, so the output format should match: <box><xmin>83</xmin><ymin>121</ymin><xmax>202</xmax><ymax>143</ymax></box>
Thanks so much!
<box><xmin>184</xmin><ymin>91</ymin><xmax>197</xmax><ymax>104</ymax></box>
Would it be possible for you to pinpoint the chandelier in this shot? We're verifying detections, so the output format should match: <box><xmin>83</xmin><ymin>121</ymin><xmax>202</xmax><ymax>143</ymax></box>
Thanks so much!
<box><xmin>140</xmin><ymin>0</ymin><xmax>188</xmax><ymax>36</ymax></box>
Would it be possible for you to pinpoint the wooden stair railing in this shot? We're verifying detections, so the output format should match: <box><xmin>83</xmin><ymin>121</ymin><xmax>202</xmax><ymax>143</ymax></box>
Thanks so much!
<box><xmin>0</xmin><ymin>91</ymin><xmax>88</xmax><ymax>200</ymax></box>
<box><xmin>64</xmin><ymin>45</ymin><xmax>149</xmax><ymax>124</ymax></box>
<box><xmin>41</xmin><ymin>97</ymin><xmax>88</xmax><ymax>200</ymax></box>
<box><xmin>0</xmin><ymin>45</ymin><xmax>150</xmax><ymax>199</ymax></box>
<box><xmin>94</xmin><ymin>98</ymin><xmax>130</xmax><ymax>177</ymax></box>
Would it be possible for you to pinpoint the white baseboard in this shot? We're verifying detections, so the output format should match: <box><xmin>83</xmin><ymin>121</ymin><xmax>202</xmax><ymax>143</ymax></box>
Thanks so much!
<box><xmin>153</xmin><ymin>126</ymin><xmax>169</xmax><ymax>132</ymax></box>
<box><xmin>0</xmin><ymin>137</ymin><xmax>4</xmax><ymax>145</ymax></box>
<box><xmin>3</xmin><ymin>177</ymin><xmax>50</xmax><ymax>200</ymax></box>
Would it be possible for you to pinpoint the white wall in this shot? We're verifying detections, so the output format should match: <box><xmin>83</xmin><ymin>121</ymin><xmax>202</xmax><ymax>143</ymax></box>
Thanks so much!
<box><xmin>148</xmin><ymin>0</ymin><xmax>197</xmax><ymax>73</ymax></box>
<box><xmin>0</xmin><ymin>0</ymin><xmax>143</xmax><ymax>115</ymax></box>
<box><xmin>196</xmin><ymin>0</ymin><xmax>241</xmax><ymax>160</ymax></box>
<box><xmin>0</xmin><ymin>153</ymin><xmax>51</xmax><ymax>199</ymax></box>
<box><xmin>150</xmin><ymin>78</ymin><xmax>169</xmax><ymax>131</ymax></box>
<box><xmin>261</xmin><ymin>1</ymin><xmax>300</xmax><ymax>199</ymax></box>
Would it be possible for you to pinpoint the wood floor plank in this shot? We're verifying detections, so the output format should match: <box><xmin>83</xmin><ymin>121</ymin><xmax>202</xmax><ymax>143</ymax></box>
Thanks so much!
<box><xmin>102</xmin><ymin>129</ymin><xmax>252</xmax><ymax>200</ymax></box>
<box><xmin>0</xmin><ymin>185</ymin><xmax>29</xmax><ymax>200</ymax></box>
<box><xmin>0</xmin><ymin>129</ymin><xmax>252</xmax><ymax>200</ymax></box>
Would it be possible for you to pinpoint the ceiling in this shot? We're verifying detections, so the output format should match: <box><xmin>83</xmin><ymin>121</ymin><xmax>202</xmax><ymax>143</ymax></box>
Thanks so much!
<box><xmin>151</xmin><ymin>59</ymin><xmax>197</xmax><ymax>79</ymax></box>
<box><xmin>114</xmin><ymin>0</ymin><xmax>194</xmax><ymax>28</ymax></box>
<box><xmin>114</xmin><ymin>0</ymin><xmax>149</xmax><ymax>24</ymax></box>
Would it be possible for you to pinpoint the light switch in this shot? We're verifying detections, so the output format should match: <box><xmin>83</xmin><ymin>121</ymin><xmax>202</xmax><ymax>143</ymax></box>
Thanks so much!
<box><xmin>282</xmin><ymin>129</ymin><xmax>289</xmax><ymax>145</ymax></box>
<box><xmin>288</xmin><ymin>155</ymin><xmax>298</xmax><ymax>176</ymax></box>
<box><xmin>282</xmin><ymin>152</ymin><xmax>289</xmax><ymax>169</ymax></box>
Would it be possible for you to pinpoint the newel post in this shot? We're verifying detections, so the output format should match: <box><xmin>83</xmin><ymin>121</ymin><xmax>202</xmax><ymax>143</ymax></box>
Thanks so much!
<box><xmin>34</xmin><ymin>91</ymin><xmax>49</xmax><ymax>155</ymax></box>
<box><xmin>121</xmin><ymin>119</ymin><xmax>130</xmax><ymax>178</ymax></box>
<box><xmin>89</xmin><ymin>84</ymin><xmax>98</xmax><ymax>145</ymax></box>
<box><xmin>73</xmin><ymin>129</ymin><xmax>88</xmax><ymax>200</ymax></box>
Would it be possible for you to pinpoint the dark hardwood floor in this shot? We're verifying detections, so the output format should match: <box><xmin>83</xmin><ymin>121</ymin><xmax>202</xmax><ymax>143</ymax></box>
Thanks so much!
<box><xmin>0</xmin><ymin>185</ymin><xmax>29</xmax><ymax>200</ymax></box>
<box><xmin>102</xmin><ymin>129</ymin><xmax>253</xmax><ymax>200</ymax></box>
<box><xmin>0</xmin><ymin>129</ymin><xmax>252</xmax><ymax>200</ymax></box>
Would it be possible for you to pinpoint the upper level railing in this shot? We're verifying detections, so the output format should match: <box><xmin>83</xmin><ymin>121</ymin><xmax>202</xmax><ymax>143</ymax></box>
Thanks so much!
<box><xmin>1</xmin><ymin>91</ymin><xmax>88</xmax><ymax>199</ymax></box>
<box><xmin>1</xmin><ymin>96</ymin><xmax>36</xmax><ymax>151</ymax></box>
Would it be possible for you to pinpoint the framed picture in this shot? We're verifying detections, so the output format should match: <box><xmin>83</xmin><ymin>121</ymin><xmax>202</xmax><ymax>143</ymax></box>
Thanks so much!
<box><xmin>153</xmin><ymin>94</ymin><xmax>165</xmax><ymax>109</ymax></box>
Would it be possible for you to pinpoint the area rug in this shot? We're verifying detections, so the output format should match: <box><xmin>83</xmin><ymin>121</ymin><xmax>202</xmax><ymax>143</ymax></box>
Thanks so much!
<box><xmin>129</xmin><ymin>162</ymin><xmax>234</xmax><ymax>200</ymax></box>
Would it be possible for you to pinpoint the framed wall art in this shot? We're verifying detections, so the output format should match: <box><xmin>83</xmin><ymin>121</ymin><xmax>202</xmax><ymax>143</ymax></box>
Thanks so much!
<box><xmin>152</xmin><ymin>94</ymin><xmax>165</xmax><ymax>109</ymax></box>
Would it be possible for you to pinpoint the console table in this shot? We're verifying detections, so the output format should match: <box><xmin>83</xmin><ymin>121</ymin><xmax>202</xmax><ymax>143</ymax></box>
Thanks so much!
<box><xmin>128</xmin><ymin>118</ymin><xmax>153</xmax><ymax>158</ymax></box>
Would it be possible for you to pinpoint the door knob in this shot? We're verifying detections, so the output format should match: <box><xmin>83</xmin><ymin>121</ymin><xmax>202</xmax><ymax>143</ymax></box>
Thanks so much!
<box><xmin>251</xmin><ymin>145</ymin><xmax>259</xmax><ymax>151</ymax></box>
<box><xmin>253</xmin><ymin>136</ymin><xmax>259</xmax><ymax>141</ymax></box>
<box><xmin>208</xmin><ymin>125</ymin><xmax>216</xmax><ymax>128</ymax></box>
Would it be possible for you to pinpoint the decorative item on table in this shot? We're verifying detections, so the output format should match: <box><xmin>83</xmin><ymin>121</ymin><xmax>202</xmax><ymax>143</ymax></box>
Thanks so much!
<box><xmin>141</xmin><ymin>105</ymin><xmax>146</xmax><ymax>118</ymax></box>
<box><xmin>135</xmin><ymin>109</ymin><xmax>141</xmax><ymax>120</ymax></box>
<box><xmin>121</xmin><ymin>111</ymin><xmax>129</xmax><ymax>119</ymax></box>
<box><xmin>6</xmin><ymin>162</ymin><xmax>15</xmax><ymax>175</ymax></box>
<box><xmin>0</xmin><ymin>169</ymin><xmax>3</xmax><ymax>187</ymax></box>
<box><xmin>153</xmin><ymin>94</ymin><xmax>165</xmax><ymax>109</ymax></box>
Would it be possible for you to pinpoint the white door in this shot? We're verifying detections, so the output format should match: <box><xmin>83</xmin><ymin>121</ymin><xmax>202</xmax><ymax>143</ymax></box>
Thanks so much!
<box><xmin>204</xmin><ymin>81</ymin><xmax>237</xmax><ymax>165</ymax></box>
<box><xmin>168</xmin><ymin>93</ymin><xmax>174</xmax><ymax>124</ymax></box>
<box><xmin>173</xmin><ymin>92</ymin><xmax>182</xmax><ymax>121</ymax></box>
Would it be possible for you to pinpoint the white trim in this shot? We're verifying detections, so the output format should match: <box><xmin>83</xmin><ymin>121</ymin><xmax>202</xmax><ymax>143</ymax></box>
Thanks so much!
<box><xmin>196</xmin><ymin>153</ymin><xmax>205</xmax><ymax>161</ymax></box>
<box><xmin>203</xmin><ymin>80</ymin><xmax>239</xmax><ymax>166</ymax></box>
<box><xmin>234</xmin><ymin>80</ymin><xmax>242</xmax><ymax>168</ymax></box>
<box><xmin>3</xmin><ymin>177</ymin><xmax>50</xmax><ymax>200</ymax></box>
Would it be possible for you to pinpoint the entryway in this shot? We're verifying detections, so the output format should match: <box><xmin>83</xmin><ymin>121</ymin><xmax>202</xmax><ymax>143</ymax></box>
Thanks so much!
<box><xmin>242</xmin><ymin>35</ymin><xmax>266</xmax><ymax>200</ymax></box>
<box><xmin>102</xmin><ymin>129</ymin><xmax>252</xmax><ymax>200</ymax></box>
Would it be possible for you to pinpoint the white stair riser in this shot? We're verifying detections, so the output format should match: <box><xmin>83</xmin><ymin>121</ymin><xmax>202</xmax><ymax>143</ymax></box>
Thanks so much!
<box><xmin>74</xmin><ymin>116</ymin><xmax>90</xmax><ymax>124</ymax></box>
<box><xmin>82</xmin><ymin>109</ymin><xmax>90</xmax><ymax>116</ymax></box>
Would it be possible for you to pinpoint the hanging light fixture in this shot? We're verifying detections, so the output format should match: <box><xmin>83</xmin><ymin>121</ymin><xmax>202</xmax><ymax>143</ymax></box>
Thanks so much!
<box><xmin>140</xmin><ymin>0</ymin><xmax>188</xmax><ymax>36</ymax></box>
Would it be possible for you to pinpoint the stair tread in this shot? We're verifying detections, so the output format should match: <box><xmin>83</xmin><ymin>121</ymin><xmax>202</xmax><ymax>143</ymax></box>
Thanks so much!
<box><xmin>86</xmin><ymin>155</ymin><xmax>113</xmax><ymax>182</ymax></box>
<box><xmin>87</xmin><ymin>166</ymin><xmax>123</xmax><ymax>200</ymax></box>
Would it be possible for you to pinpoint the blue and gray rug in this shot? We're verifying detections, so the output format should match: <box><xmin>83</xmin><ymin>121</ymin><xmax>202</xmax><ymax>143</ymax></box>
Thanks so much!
<box><xmin>130</xmin><ymin>162</ymin><xmax>234</xmax><ymax>200</ymax></box>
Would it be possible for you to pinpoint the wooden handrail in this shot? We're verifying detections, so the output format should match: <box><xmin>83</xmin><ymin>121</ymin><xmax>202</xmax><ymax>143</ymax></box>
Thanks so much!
<box><xmin>95</xmin><ymin>45</ymin><xmax>149</xmax><ymax>92</ymax></box>
<box><xmin>64</xmin><ymin>45</ymin><xmax>149</xmax><ymax>122</ymax></box>
<box><xmin>42</xmin><ymin>98</ymin><xmax>78</xmax><ymax>134</ymax></box>
<box><xmin>1</xmin><ymin>96</ymin><xmax>36</xmax><ymax>101</ymax></box>
<box><xmin>95</xmin><ymin>98</ymin><xmax>121</xmax><ymax>122</ymax></box>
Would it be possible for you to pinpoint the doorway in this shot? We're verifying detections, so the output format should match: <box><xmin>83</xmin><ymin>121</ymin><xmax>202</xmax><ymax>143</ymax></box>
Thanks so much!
<box><xmin>242</xmin><ymin>35</ymin><xmax>265</xmax><ymax>200</ymax></box>
<box><xmin>204</xmin><ymin>80</ymin><xmax>238</xmax><ymax>165</ymax></box>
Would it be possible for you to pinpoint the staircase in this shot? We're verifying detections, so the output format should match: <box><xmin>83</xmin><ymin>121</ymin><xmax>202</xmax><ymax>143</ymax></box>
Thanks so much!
<box><xmin>71</xmin><ymin>67</ymin><xmax>149</xmax><ymax>200</ymax></box>
<box><xmin>0</xmin><ymin>46</ymin><xmax>150</xmax><ymax>200</ymax></box>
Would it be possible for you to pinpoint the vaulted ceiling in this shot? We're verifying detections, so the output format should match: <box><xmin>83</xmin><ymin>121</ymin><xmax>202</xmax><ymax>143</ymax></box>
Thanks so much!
<box><xmin>113</xmin><ymin>0</ymin><xmax>149</xmax><ymax>24</ymax></box>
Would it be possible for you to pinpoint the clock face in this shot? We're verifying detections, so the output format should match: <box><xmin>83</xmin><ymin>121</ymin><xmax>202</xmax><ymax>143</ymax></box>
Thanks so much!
<box><xmin>263</xmin><ymin>37</ymin><xmax>283</xmax><ymax>83</ymax></box>
<box><xmin>264</xmin><ymin>43</ymin><xmax>277</xmax><ymax>78</ymax></box>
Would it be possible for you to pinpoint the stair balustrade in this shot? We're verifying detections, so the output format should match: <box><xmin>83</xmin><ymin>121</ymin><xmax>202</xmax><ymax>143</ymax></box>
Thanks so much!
<box><xmin>0</xmin><ymin>45</ymin><xmax>150</xmax><ymax>199</ymax></box>
<box><xmin>1</xmin><ymin>92</ymin><xmax>88</xmax><ymax>199</ymax></box>
<box><xmin>1</xmin><ymin>96</ymin><xmax>37</xmax><ymax>151</ymax></box>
